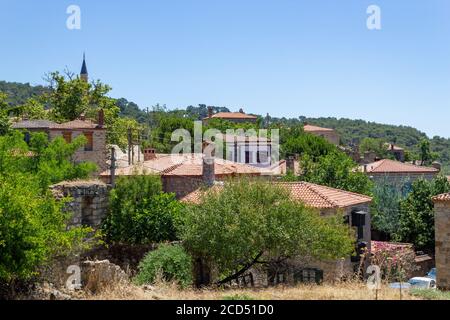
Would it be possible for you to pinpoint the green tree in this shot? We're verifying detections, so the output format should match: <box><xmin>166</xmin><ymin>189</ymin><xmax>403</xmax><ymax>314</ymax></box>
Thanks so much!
<box><xmin>180</xmin><ymin>179</ymin><xmax>354</xmax><ymax>284</ymax></box>
<box><xmin>300</xmin><ymin>151</ymin><xmax>373</xmax><ymax>195</ymax></box>
<box><xmin>0</xmin><ymin>93</ymin><xmax>11</xmax><ymax>135</ymax></box>
<box><xmin>418</xmin><ymin>138</ymin><xmax>437</xmax><ymax>165</ymax></box>
<box><xmin>0</xmin><ymin>131</ymin><xmax>93</xmax><ymax>287</ymax></box>
<box><xmin>396</xmin><ymin>176</ymin><xmax>450</xmax><ymax>249</ymax></box>
<box><xmin>102</xmin><ymin>175</ymin><xmax>182</xmax><ymax>244</ymax></box>
<box><xmin>359</xmin><ymin>138</ymin><xmax>390</xmax><ymax>159</ymax></box>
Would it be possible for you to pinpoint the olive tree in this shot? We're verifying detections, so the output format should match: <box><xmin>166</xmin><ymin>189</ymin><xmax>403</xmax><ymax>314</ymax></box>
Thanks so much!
<box><xmin>180</xmin><ymin>179</ymin><xmax>354</xmax><ymax>284</ymax></box>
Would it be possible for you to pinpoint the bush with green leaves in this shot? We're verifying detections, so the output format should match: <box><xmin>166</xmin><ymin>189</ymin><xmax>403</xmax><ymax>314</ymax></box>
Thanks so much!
<box><xmin>134</xmin><ymin>244</ymin><xmax>193</xmax><ymax>288</ymax></box>
<box><xmin>180</xmin><ymin>179</ymin><xmax>354</xmax><ymax>284</ymax></box>
<box><xmin>0</xmin><ymin>131</ymin><xmax>94</xmax><ymax>284</ymax></box>
<box><xmin>396</xmin><ymin>175</ymin><xmax>450</xmax><ymax>249</ymax></box>
<box><xmin>102</xmin><ymin>175</ymin><xmax>183</xmax><ymax>244</ymax></box>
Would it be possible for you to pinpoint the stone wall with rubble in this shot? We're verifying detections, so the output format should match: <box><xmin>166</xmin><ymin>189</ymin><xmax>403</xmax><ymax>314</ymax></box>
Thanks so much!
<box><xmin>50</xmin><ymin>180</ymin><xmax>110</xmax><ymax>228</ymax></box>
<box><xmin>433</xmin><ymin>201</ymin><xmax>450</xmax><ymax>290</ymax></box>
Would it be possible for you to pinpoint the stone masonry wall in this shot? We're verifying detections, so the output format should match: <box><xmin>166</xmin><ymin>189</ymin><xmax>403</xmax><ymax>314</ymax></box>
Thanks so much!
<box><xmin>50</xmin><ymin>180</ymin><xmax>110</xmax><ymax>228</ymax></box>
<box><xmin>434</xmin><ymin>202</ymin><xmax>450</xmax><ymax>290</ymax></box>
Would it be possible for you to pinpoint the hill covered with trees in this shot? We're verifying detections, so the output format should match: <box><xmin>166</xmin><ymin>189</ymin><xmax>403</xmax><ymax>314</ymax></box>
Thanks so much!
<box><xmin>2</xmin><ymin>80</ymin><xmax>450</xmax><ymax>172</ymax></box>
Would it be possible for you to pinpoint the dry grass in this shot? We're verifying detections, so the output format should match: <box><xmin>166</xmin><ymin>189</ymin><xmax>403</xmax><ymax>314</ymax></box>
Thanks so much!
<box><xmin>80</xmin><ymin>280</ymin><xmax>421</xmax><ymax>300</ymax></box>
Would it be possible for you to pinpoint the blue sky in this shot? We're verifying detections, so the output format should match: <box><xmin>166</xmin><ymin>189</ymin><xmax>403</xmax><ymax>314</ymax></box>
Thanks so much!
<box><xmin>1</xmin><ymin>0</ymin><xmax>450</xmax><ymax>137</ymax></box>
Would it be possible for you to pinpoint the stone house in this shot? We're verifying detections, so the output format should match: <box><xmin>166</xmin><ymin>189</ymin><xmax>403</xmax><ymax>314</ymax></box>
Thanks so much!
<box><xmin>181</xmin><ymin>181</ymin><xmax>373</xmax><ymax>283</ymax></box>
<box><xmin>222</xmin><ymin>133</ymin><xmax>274</xmax><ymax>167</ymax></box>
<box><xmin>360</xmin><ymin>159</ymin><xmax>440</xmax><ymax>188</ymax></box>
<box><xmin>12</xmin><ymin>111</ymin><xmax>108</xmax><ymax>173</ymax></box>
<box><xmin>99</xmin><ymin>152</ymin><xmax>265</xmax><ymax>199</ymax></box>
<box><xmin>303</xmin><ymin>124</ymin><xmax>340</xmax><ymax>145</ymax></box>
<box><xmin>432</xmin><ymin>193</ymin><xmax>450</xmax><ymax>290</ymax></box>
<box><xmin>385</xmin><ymin>143</ymin><xmax>405</xmax><ymax>162</ymax></box>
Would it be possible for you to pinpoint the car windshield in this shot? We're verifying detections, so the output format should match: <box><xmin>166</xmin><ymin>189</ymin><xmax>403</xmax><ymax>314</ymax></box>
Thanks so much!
<box><xmin>408</xmin><ymin>279</ymin><xmax>429</xmax><ymax>288</ymax></box>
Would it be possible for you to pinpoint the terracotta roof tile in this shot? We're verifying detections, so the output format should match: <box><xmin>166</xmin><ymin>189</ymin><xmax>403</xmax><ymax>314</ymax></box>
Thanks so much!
<box><xmin>181</xmin><ymin>181</ymin><xmax>372</xmax><ymax>208</ymax></box>
<box><xmin>99</xmin><ymin>153</ymin><xmax>263</xmax><ymax>178</ymax></box>
<box><xmin>303</xmin><ymin>124</ymin><xmax>335</xmax><ymax>132</ymax></box>
<box><xmin>205</xmin><ymin>112</ymin><xmax>257</xmax><ymax>120</ymax></box>
<box><xmin>432</xmin><ymin>193</ymin><xmax>450</xmax><ymax>202</ymax></box>
<box><xmin>361</xmin><ymin>159</ymin><xmax>439</xmax><ymax>174</ymax></box>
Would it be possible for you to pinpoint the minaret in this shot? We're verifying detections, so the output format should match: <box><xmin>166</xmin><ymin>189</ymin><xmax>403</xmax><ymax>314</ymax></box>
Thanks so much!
<box><xmin>80</xmin><ymin>53</ymin><xmax>88</xmax><ymax>82</ymax></box>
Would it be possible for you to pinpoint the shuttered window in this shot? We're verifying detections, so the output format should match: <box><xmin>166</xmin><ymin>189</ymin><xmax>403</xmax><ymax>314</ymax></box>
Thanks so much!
<box><xmin>84</xmin><ymin>132</ymin><xmax>93</xmax><ymax>151</ymax></box>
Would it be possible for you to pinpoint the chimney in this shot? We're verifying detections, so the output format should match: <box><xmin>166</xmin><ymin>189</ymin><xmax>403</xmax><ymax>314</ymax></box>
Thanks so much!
<box><xmin>363</xmin><ymin>164</ymin><xmax>368</xmax><ymax>173</ymax></box>
<box><xmin>390</xmin><ymin>144</ymin><xmax>394</xmax><ymax>150</ymax></box>
<box><xmin>98</xmin><ymin>109</ymin><xmax>104</xmax><ymax>127</ymax></box>
<box><xmin>79</xmin><ymin>113</ymin><xmax>86</xmax><ymax>121</ymax></box>
<box><xmin>143</xmin><ymin>148</ymin><xmax>156</xmax><ymax>161</ymax></box>
<box><xmin>239</xmin><ymin>108</ymin><xmax>244</xmax><ymax>114</ymax></box>
<box><xmin>207</xmin><ymin>106</ymin><xmax>213</xmax><ymax>118</ymax></box>
<box><xmin>286</xmin><ymin>156</ymin><xmax>295</xmax><ymax>173</ymax></box>
<box><xmin>202</xmin><ymin>141</ymin><xmax>215</xmax><ymax>187</ymax></box>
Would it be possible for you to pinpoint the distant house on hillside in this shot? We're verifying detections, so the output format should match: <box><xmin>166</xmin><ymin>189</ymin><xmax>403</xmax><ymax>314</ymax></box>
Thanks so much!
<box><xmin>203</xmin><ymin>107</ymin><xmax>257</xmax><ymax>124</ymax></box>
<box><xmin>182</xmin><ymin>181</ymin><xmax>372</xmax><ymax>283</ymax></box>
<box><xmin>360</xmin><ymin>158</ymin><xmax>440</xmax><ymax>186</ymax></box>
<box><xmin>303</xmin><ymin>124</ymin><xmax>340</xmax><ymax>145</ymax></box>
<box><xmin>12</xmin><ymin>111</ymin><xmax>108</xmax><ymax>172</ymax></box>
<box><xmin>385</xmin><ymin>143</ymin><xmax>405</xmax><ymax>162</ymax></box>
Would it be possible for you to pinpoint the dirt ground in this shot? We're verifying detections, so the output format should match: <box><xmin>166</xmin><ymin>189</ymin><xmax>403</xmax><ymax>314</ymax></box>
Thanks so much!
<box><xmin>80</xmin><ymin>281</ymin><xmax>420</xmax><ymax>300</ymax></box>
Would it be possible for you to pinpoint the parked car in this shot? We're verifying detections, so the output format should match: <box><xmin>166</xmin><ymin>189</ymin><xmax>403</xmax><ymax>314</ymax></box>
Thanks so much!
<box><xmin>408</xmin><ymin>277</ymin><xmax>436</xmax><ymax>289</ymax></box>
<box><xmin>427</xmin><ymin>268</ymin><xmax>436</xmax><ymax>280</ymax></box>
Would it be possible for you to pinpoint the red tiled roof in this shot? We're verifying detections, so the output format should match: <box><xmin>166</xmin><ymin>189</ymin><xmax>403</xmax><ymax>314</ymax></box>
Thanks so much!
<box><xmin>205</xmin><ymin>112</ymin><xmax>257</xmax><ymax>120</ymax></box>
<box><xmin>99</xmin><ymin>153</ymin><xmax>262</xmax><ymax>178</ymax></box>
<box><xmin>432</xmin><ymin>193</ymin><xmax>450</xmax><ymax>202</ymax></box>
<box><xmin>362</xmin><ymin>159</ymin><xmax>439</xmax><ymax>174</ymax></box>
<box><xmin>181</xmin><ymin>181</ymin><xmax>372</xmax><ymax>208</ymax></box>
<box><xmin>303</xmin><ymin>124</ymin><xmax>335</xmax><ymax>132</ymax></box>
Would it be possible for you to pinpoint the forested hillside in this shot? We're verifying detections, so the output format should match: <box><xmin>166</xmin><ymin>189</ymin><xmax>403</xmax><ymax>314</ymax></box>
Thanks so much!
<box><xmin>0</xmin><ymin>81</ymin><xmax>48</xmax><ymax>106</ymax></box>
<box><xmin>1</xmin><ymin>80</ymin><xmax>449</xmax><ymax>172</ymax></box>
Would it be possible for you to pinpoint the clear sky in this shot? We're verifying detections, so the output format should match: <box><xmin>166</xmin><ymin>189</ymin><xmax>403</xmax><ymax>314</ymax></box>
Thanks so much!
<box><xmin>1</xmin><ymin>0</ymin><xmax>450</xmax><ymax>137</ymax></box>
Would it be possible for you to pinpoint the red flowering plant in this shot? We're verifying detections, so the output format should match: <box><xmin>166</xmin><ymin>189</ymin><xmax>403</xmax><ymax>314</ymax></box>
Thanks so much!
<box><xmin>369</xmin><ymin>241</ymin><xmax>418</xmax><ymax>282</ymax></box>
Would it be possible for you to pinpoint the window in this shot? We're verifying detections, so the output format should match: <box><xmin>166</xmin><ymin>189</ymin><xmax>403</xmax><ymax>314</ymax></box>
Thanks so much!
<box><xmin>257</xmin><ymin>151</ymin><xmax>268</xmax><ymax>164</ymax></box>
<box><xmin>293</xmin><ymin>268</ymin><xmax>323</xmax><ymax>285</ymax></box>
<box><xmin>62</xmin><ymin>131</ymin><xmax>72</xmax><ymax>143</ymax></box>
<box><xmin>245</xmin><ymin>151</ymin><xmax>251</xmax><ymax>164</ymax></box>
<box><xmin>84</xmin><ymin>132</ymin><xmax>93</xmax><ymax>151</ymax></box>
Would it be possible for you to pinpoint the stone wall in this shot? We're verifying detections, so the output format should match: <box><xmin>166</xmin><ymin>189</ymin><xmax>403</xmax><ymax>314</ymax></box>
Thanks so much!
<box><xmin>50</xmin><ymin>180</ymin><xmax>110</xmax><ymax>228</ymax></box>
<box><xmin>433</xmin><ymin>201</ymin><xmax>450</xmax><ymax>290</ymax></box>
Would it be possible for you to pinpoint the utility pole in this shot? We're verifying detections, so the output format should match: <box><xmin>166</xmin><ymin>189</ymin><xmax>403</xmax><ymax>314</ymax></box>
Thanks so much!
<box><xmin>127</xmin><ymin>128</ymin><xmax>132</xmax><ymax>166</ymax></box>
<box><xmin>110</xmin><ymin>147</ymin><xmax>116</xmax><ymax>188</ymax></box>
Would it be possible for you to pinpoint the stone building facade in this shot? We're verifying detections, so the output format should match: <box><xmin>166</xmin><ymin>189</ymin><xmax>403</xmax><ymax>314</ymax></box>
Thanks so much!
<box><xmin>303</xmin><ymin>124</ymin><xmax>340</xmax><ymax>145</ymax></box>
<box><xmin>432</xmin><ymin>193</ymin><xmax>450</xmax><ymax>290</ymax></box>
<box><xmin>50</xmin><ymin>180</ymin><xmax>110</xmax><ymax>228</ymax></box>
<box><xmin>12</xmin><ymin>111</ymin><xmax>108</xmax><ymax>174</ymax></box>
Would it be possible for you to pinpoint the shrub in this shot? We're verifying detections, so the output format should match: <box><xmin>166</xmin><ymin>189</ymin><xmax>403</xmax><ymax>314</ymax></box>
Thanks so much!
<box><xmin>102</xmin><ymin>175</ymin><xmax>183</xmax><ymax>244</ymax></box>
<box><xmin>134</xmin><ymin>244</ymin><xmax>193</xmax><ymax>288</ymax></box>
